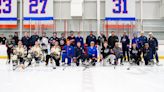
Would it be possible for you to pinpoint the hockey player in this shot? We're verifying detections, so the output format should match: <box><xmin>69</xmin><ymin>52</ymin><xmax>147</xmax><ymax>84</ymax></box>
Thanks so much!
<box><xmin>0</xmin><ymin>34</ymin><xmax>6</xmax><ymax>45</ymax></box>
<box><xmin>46</xmin><ymin>41</ymin><xmax>61</xmax><ymax>67</ymax></box>
<box><xmin>87</xmin><ymin>41</ymin><xmax>98</xmax><ymax>66</ymax></box>
<box><xmin>132</xmin><ymin>33</ymin><xmax>139</xmax><ymax>48</ymax></box>
<box><xmin>59</xmin><ymin>33</ymin><xmax>66</xmax><ymax>49</ymax></box>
<box><xmin>86</xmin><ymin>31</ymin><xmax>97</xmax><ymax>46</ymax></box>
<box><xmin>130</xmin><ymin>43</ymin><xmax>141</xmax><ymax>65</ymax></box>
<box><xmin>62</xmin><ymin>40</ymin><xmax>74</xmax><ymax>66</ymax></box>
<box><xmin>74</xmin><ymin>42</ymin><xmax>85</xmax><ymax>66</ymax></box>
<box><xmin>121</xmin><ymin>31</ymin><xmax>130</xmax><ymax>62</ymax></box>
<box><xmin>101</xmin><ymin>41</ymin><xmax>115</xmax><ymax>66</ymax></box>
<box><xmin>49</xmin><ymin>32</ymin><xmax>59</xmax><ymax>47</ymax></box>
<box><xmin>31</xmin><ymin>41</ymin><xmax>43</xmax><ymax>64</ymax></box>
<box><xmin>29</xmin><ymin>32</ymin><xmax>39</xmax><ymax>46</ymax></box>
<box><xmin>12</xmin><ymin>41</ymin><xmax>26</xmax><ymax>69</ymax></box>
<box><xmin>6</xmin><ymin>35</ymin><xmax>14</xmax><ymax>64</ymax></box>
<box><xmin>148</xmin><ymin>32</ymin><xmax>159</xmax><ymax>64</ymax></box>
<box><xmin>67</xmin><ymin>31</ymin><xmax>76</xmax><ymax>46</ymax></box>
<box><xmin>113</xmin><ymin>42</ymin><xmax>123</xmax><ymax>65</ymax></box>
<box><xmin>13</xmin><ymin>32</ymin><xmax>19</xmax><ymax>46</ymax></box>
<box><xmin>138</xmin><ymin>31</ymin><xmax>148</xmax><ymax>50</ymax></box>
<box><xmin>143</xmin><ymin>43</ymin><xmax>153</xmax><ymax>65</ymax></box>
<box><xmin>108</xmin><ymin>31</ymin><xmax>119</xmax><ymax>49</ymax></box>
<box><xmin>75</xmin><ymin>32</ymin><xmax>84</xmax><ymax>47</ymax></box>
<box><xmin>21</xmin><ymin>32</ymin><xmax>30</xmax><ymax>51</ymax></box>
<box><xmin>97</xmin><ymin>32</ymin><xmax>107</xmax><ymax>47</ymax></box>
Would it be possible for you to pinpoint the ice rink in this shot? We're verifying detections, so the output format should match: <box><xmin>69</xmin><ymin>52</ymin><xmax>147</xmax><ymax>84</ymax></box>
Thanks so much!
<box><xmin>0</xmin><ymin>59</ymin><xmax>164</xmax><ymax>92</ymax></box>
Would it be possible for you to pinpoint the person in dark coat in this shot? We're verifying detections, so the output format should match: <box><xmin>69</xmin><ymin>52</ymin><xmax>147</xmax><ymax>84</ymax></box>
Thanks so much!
<box><xmin>67</xmin><ymin>31</ymin><xmax>76</xmax><ymax>46</ymax></box>
<box><xmin>97</xmin><ymin>32</ymin><xmax>107</xmax><ymax>47</ymax></box>
<box><xmin>120</xmin><ymin>31</ymin><xmax>130</xmax><ymax>61</ymax></box>
<box><xmin>29</xmin><ymin>32</ymin><xmax>39</xmax><ymax>46</ymax></box>
<box><xmin>86</xmin><ymin>31</ymin><xmax>97</xmax><ymax>46</ymax></box>
<box><xmin>59</xmin><ymin>33</ymin><xmax>66</xmax><ymax>49</ymax></box>
<box><xmin>143</xmin><ymin>43</ymin><xmax>153</xmax><ymax>65</ymax></box>
<box><xmin>108</xmin><ymin>31</ymin><xmax>119</xmax><ymax>49</ymax></box>
<box><xmin>148</xmin><ymin>32</ymin><xmax>159</xmax><ymax>64</ymax></box>
<box><xmin>49</xmin><ymin>32</ymin><xmax>59</xmax><ymax>47</ymax></box>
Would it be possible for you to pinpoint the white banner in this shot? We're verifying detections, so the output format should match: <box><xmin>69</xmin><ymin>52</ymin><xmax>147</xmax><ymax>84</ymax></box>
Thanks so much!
<box><xmin>0</xmin><ymin>0</ymin><xmax>17</xmax><ymax>28</ymax></box>
<box><xmin>105</xmin><ymin>0</ymin><xmax>136</xmax><ymax>21</ymax></box>
<box><xmin>23</xmin><ymin>0</ymin><xmax>54</xmax><ymax>29</ymax></box>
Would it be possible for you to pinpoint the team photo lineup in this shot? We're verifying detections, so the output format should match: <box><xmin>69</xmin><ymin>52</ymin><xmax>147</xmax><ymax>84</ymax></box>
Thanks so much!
<box><xmin>0</xmin><ymin>30</ymin><xmax>159</xmax><ymax>70</ymax></box>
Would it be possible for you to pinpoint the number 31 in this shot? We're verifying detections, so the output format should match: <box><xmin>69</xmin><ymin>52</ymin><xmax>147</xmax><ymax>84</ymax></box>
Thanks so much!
<box><xmin>113</xmin><ymin>0</ymin><xmax>128</xmax><ymax>14</ymax></box>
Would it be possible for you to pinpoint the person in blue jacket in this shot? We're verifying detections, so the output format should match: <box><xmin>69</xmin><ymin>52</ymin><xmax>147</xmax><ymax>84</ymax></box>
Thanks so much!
<box><xmin>87</xmin><ymin>41</ymin><xmax>98</xmax><ymax>66</ymax></box>
<box><xmin>148</xmin><ymin>32</ymin><xmax>159</xmax><ymax>64</ymax></box>
<box><xmin>138</xmin><ymin>31</ymin><xmax>148</xmax><ymax>49</ymax></box>
<box><xmin>62</xmin><ymin>40</ymin><xmax>74</xmax><ymax>66</ymax></box>
<box><xmin>75</xmin><ymin>32</ymin><xmax>84</xmax><ymax>47</ymax></box>
<box><xmin>143</xmin><ymin>43</ymin><xmax>153</xmax><ymax>65</ymax></box>
<box><xmin>132</xmin><ymin>33</ymin><xmax>139</xmax><ymax>48</ymax></box>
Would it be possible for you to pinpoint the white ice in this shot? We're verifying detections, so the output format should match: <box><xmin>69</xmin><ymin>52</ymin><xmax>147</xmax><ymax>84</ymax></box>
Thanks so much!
<box><xmin>0</xmin><ymin>59</ymin><xmax>164</xmax><ymax>92</ymax></box>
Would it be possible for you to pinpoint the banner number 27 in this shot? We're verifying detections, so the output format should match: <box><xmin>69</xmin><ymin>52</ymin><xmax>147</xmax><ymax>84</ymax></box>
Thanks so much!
<box><xmin>113</xmin><ymin>0</ymin><xmax>128</xmax><ymax>14</ymax></box>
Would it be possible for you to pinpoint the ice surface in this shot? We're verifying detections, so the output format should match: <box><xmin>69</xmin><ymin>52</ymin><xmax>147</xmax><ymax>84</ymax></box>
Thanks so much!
<box><xmin>0</xmin><ymin>59</ymin><xmax>164</xmax><ymax>92</ymax></box>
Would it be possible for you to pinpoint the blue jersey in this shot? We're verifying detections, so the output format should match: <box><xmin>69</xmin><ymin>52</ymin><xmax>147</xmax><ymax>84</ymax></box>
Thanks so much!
<box><xmin>138</xmin><ymin>36</ymin><xmax>147</xmax><ymax>48</ymax></box>
<box><xmin>75</xmin><ymin>36</ymin><xmax>84</xmax><ymax>47</ymax></box>
<box><xmin>132</xmin><ymin>37</ymin><xmax>139</xmax><ymax>48</ymax></box>
<box><xmin>62</xmin><ymin>45</ymin><xmax>74</xmax><ymax>57</ymax></box>
<box><xmin>88</xmin><ymin>46</ymin><xmax>97</xmax><ymax>58</ymax></box>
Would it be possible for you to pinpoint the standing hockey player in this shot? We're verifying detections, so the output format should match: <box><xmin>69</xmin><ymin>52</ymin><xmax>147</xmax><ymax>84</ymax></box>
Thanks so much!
<box><xmin>49</xmin><ymin>32</ymin><xmax>59</xmax><ymax>47</ymax></box>
<box><xmin>138</xmin><ymin>31</ymin><xmax>148</xmax><ymax>50</ymax></box>
<box><xmin>97</xmin><ymin>32</ymin><xmax>107</xmax><ymax>47</ymax></box>
<box><xmin>21</xmin><ymin>32</ymin><xmax>30</xmax><ymax>51</ymax></box>
<box><xmin>62</xmin><ymin>40</ymin><xmax>74</xmax><ymax>66</ymax></box>
<box><xmin>75</xmin><ymin>32</ymin><xmax>84</xmax><ymax>47</ymax></box>
<box><xmin>67</xmin><ymin>31</ymin><xmax>76</xmax><ymax>46</ymax></box>
<box><xmin>86</xmin><ymin>31</ymin><xmax>97</xmax><ymax>46</ymax></box>
<box><xmin>74</xmin><ymin>42</ymin><xmax>85</xmax><ymax>66</ymax></box>
<box><xmin>132</xmin><ymin>33</ymin><xmax>140</xmax><ymax>48</ymax></box>
<box><xmin>87</xmin><ymin>41</ymin><xmax>98</xmax><ymax>66</ymax></box>
<box><xmin>108</xmin><ymin>31</ymin><xmax>119</xmax><ymax>49</ymax></box>
<box><xmin>143</xmin><ymin>43</ymin><xmax>153</xmax><ymax>65</ymax></box>
<box><xmin>130</xmin><ymin>43</ymin><xmax>141</xmax><ymax>65</ymax></box>
<box><xmin>6</xmin><ymin>35</ymin><xmax>14</xmax><ymax>64</ymax></box>
<box><xmin>121</xmin><ymin>31</ymin><xmax>130</xmax><ymax>62</ymax></box>
<box><xmin>0</xmin><ymin>34</ymin><xmax>6</xmax><ymax>45</ymax></box>
<box><xmin>29</xmin><ymin>32</ymin><xmax>39</xmax><ymax>46</ymax></box>
<box><xmin>59</xmin><ymin>33</ymin><xmax>66</xmax><ymax>49</ymax></box>
<box><xmin>148</xmin><ymin>32</ymin><xmax>159</xmax><ymax>64</ymax></box>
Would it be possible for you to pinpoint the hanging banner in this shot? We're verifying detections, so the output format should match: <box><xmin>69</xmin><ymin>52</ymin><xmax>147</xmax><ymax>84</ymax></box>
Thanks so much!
<box><xmin>0</xmin><ymin>0</ymin><xmax>17</xmax><ymax>29</ymax></box>
<box><xmin>23</xmin><ymin>0</ymin><xmax>54</xmax><ymax>29</ymax></box>
<box><xmin>105</xmin><ymin>0</ymin><xmax>136</xmax><ymax>21</ymax></box>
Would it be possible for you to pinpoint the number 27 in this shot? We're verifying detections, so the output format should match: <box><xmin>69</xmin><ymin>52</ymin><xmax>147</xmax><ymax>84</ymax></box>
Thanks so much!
<box><xmin>29</xmin><ymin>0</ymin><xmax>47</xmax><ymax>14</ymax></box>
<box><xmin>113</xmin><ymin>0</ymin><xmax>128</xmax><ymax>14</ymax></box>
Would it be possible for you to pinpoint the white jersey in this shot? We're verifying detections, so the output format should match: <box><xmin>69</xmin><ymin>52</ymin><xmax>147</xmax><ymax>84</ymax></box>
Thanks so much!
<box><xmin>31</xmin><ymin>46</ymin><xmax>42</xmax><ymax>57</ymax></box>
<box><xmin>51</xmin><ymin>46</ymin><xmax>61</xmax><ymax>56</ymax></box>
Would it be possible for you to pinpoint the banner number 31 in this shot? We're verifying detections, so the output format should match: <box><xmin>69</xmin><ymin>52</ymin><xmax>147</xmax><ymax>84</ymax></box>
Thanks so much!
<box><xmin>113</xmin><ymin>0</ymin><xmax>128</xmax><ymax>14</ymax></box>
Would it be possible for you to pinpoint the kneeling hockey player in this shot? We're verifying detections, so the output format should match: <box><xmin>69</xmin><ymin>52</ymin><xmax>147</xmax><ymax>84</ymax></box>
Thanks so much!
<box><xmin>74</xmin><ymin>42</ymin><xmax>85</xmax><ymax>66</ymax></box>
<box><xmin>130</xmin><ymin>43</ymin><xmax>141</xmax><ymax>65</ymax></box>
<box><xmin>12</xmin><ymin>41</ymin><xmax>26</xmax><ymax>70</ymax></box>
<box><xmin>113</xmin><ymin>42</ymin><xmax>123</xmax><ymax>65</ymax></box>
<box><xmin>101</xmin><ymin>41</ymin><xmax>115</xmax><ymax>66</ymax></box>
<box><xmin>62</xmin><ymin>40</ymin><xmax>74</xmax><ymax>66</ymax></box>
<box><xmin>31</xmin><ymin>41</ymin><xmax>43</xmax><ymax>64</ymax></box>
<box><xmin>87</xmin><ymin>41</ymin><xmax>98</xmax><ymax>66</ymax></box>
<box><xmin>46</xmin><ymin>41</ymin><xmax>61</xmax><ymax>67</ymax></box>
<box><xmin>143</xmin><ymin>43</ymin><xmax>153</xmax><ymax>65</ymax></box>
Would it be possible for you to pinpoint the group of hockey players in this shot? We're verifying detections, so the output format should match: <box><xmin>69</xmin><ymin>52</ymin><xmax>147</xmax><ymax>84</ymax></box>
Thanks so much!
<box><xmin>0</xmin><ymin>30</ymin><xmax>159</xmax><ymax>70</ymax></box>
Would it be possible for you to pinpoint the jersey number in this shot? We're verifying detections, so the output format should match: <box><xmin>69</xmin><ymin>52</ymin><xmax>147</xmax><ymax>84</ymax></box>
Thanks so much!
<box><xmin>0</xmin><ymin>0</ymin><xmax>11</xmax><ymax>14</ymax></box>
<box><xmin>113</xmin><ymin>0</ymin><xmax>128</xmax><ymax>14</ymax></box>
<box><xmin>29</xmin><ymin>0</ymin><xmax>47</xmax><ymax>14</ymax></box>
